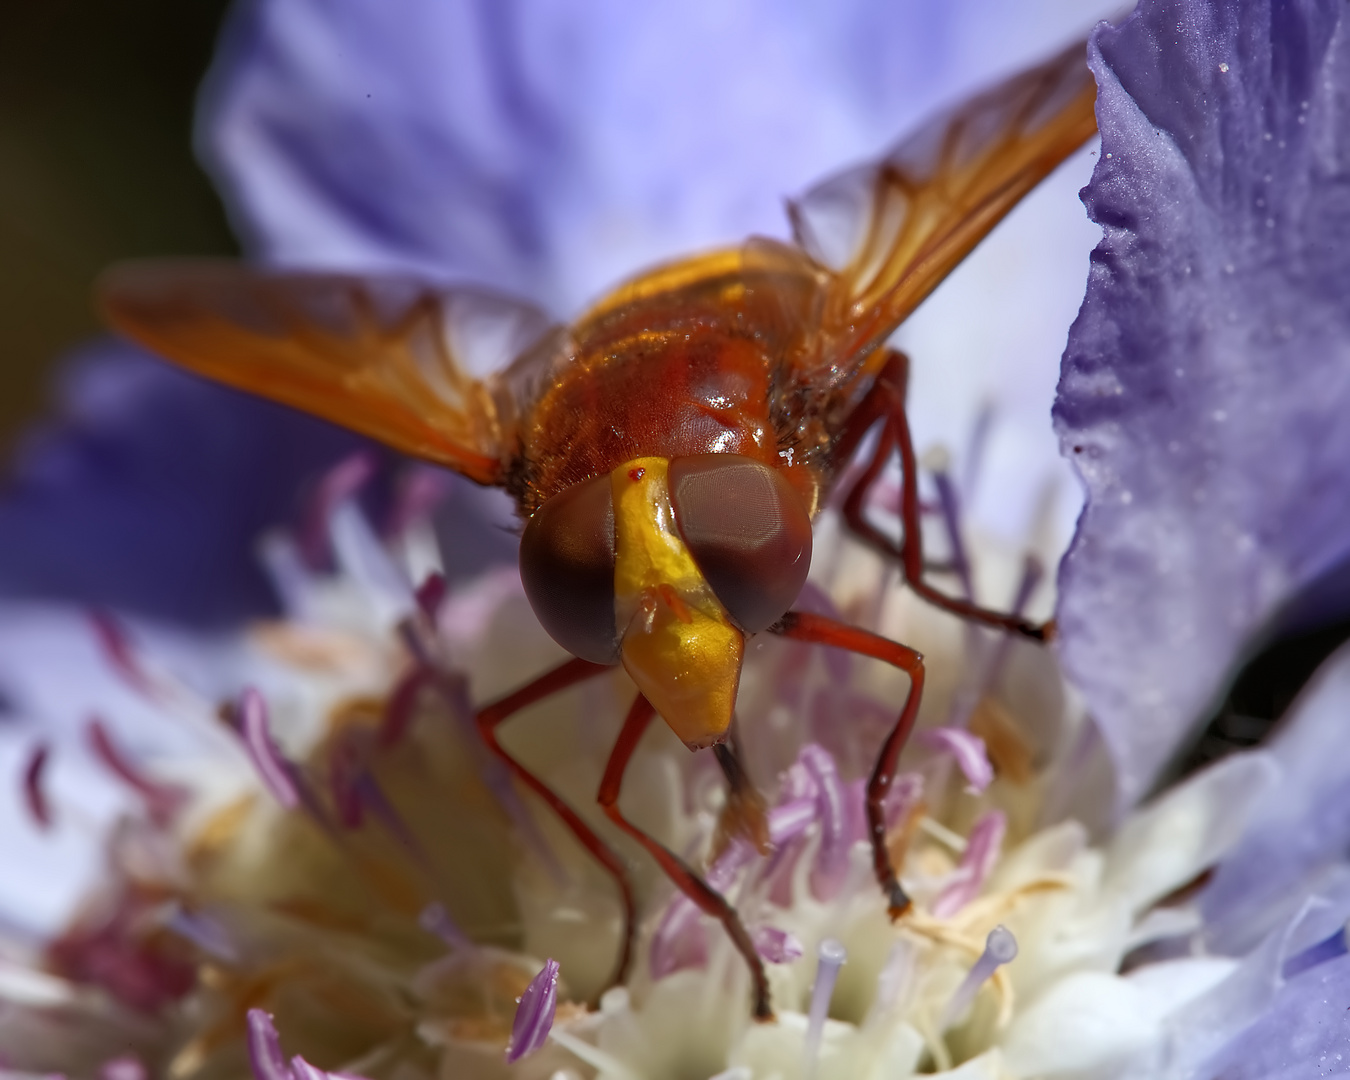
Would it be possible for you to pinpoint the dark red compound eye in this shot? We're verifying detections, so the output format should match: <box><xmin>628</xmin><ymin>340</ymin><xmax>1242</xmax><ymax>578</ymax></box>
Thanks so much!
<box><xmin>519</xmin><ymin>474</ymin><xmax>619</xmax><ymax>664</ymax></box>
<box><xmin>668</xmin><ymin>454</ymin><xmax>812</xmax><ymax>632</ymax></box>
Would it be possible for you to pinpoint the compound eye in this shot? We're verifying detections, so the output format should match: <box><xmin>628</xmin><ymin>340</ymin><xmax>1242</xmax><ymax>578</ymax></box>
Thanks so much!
<box><xmin>519</xmin><ymin>475</ymin><xmax>619</xmax><ymax>664</ymax></box>
<box><xmin>668</xmin><ymin>455</ymin><xmax>812</xmax><ymax>632</ymax></box>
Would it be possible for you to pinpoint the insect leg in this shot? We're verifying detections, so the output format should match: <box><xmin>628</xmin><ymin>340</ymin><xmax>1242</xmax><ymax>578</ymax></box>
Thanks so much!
<box><xmin>476</xmin><ymin>657</ymin><xmax>637</xmax><ymax>992</ymax></box>
<box><xmin>770</xmin><ymin>610</ymin><xmax>924</xmax><ymax>919</ymax></box>
<box><xmin>597</xmin><ymin>693</ymin><xmax>774</xmax><ymax>1022</ymax></box>
<box><xmin>839</xmin><ymin>349</ymin><xmax>1050</xmax><ymax>641</ymax></box>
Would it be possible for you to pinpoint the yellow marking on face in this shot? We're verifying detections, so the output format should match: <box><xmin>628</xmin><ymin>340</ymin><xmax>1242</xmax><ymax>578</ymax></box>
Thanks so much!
<box><xmin>611</xmin><ymin>457</ymin><xmax>743</xmax><ymax>749</ymax></box>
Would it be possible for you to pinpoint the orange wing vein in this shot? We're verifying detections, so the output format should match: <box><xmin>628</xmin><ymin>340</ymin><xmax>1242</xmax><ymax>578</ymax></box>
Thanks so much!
<box><xmin>99</xmin><ymin>261</ymin><xmax>557</xmax><ymax>485</ymax></box>
<box><xmin>790</xmin><ymin>36</ymin><xmax>1099</xmax><ymax>364</ymax></box>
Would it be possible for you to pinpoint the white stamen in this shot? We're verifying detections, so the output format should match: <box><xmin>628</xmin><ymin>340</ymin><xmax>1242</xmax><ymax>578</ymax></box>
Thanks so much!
<box><xmin>940</xmin><ymin>925</ymin><xmax>1018</xmax><ymax>1032</ymax></box>
<box><xmin>804</xmin><ymin>938</ymin><xmax>847</xmax><ymax>1080</ymax></box>
<box><xmin>548</xmin><ymin>1028</ymin><xmax>640</xmax><ymax>1080</ymax></box>
<box><xmin>257</xmin><ymin>532</ymin><xmax>316</xmax><ymax>622</ymax></box>
<box><xmin>918</xmin><ymin>815</ymin><xmax>968</xmax><ymax>853</ymax></box>
<box><xmin>864</xmin><ymin>940</ymin><xmax>917</xmax><ymax>1032</ymax></box>
<box><xmin>329</xmin><ymin>499</ymin><xmax>416</xmax><ymax>629</ymax></box>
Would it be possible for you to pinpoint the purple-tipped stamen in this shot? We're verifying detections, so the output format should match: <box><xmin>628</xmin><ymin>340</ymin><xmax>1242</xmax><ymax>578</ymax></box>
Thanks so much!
<box><xmin>238</xmin><ymin>688</ymin><xmax>300</xmax><ymax>810</ymax></box>
<box><xmin>328</xmin><ymin>500</ymin><xmax>416</xmax><ymax>622</ymax></box>
<box><xmin>649</xmin><ymin>896</ymin><xmax>708</xmax><ymax>979</ymax></box>
<box><xmin>916</xmin><ymin>727</ymin><xmax>994</xmax><ymax>793</ymax></box>
<box><xmin>298</xmin><ymin>451</ymin><xmax>376</xmax><ymax>569</ymax></box>
<box><xmin>794</xmin><ymin>583</ymin><xmax>851</xmax><ymax>685</ymax></box>
<box><xmin>939</xmin><ymin>925</ymin><xmax>1018</xmax><ymax>1032</ymax></box>
<box><xmin>287</xmin><ymin>1058</ymin><xmax>326</xmax><ymax>1080</ymax></box>
<box><xmin>88</xmin><ymin>610</ymin><xmax>158</xmax><ymax>700</ymax></box>
<box><xmin>326</xmin><ymin>733</ymin><xmax>365</xmax><ymax>829</ymax></box>
<box><xmin>164</xmin><ymin>904</ymin><xmax>238</xmax><ymax>962</ymax></box>
<box><xmin>418</xmin><ymin>902</ymin><xmax>472</xmax><ymax>951</ymax></box>
<box><xmin>753</xmin><ymin>926</ymin><xmax>804</xmax><ymax>964</ymax></box>
<box><xmin>884</xmin><ymin>772</ymin><xmax>924</xmax><ymax>830</ymax></box>
<box><xmin>247</xmin><ymin>1008</ymin><xmax>369</xmax><ymax>1080</ymax></box>
<box><xmin>353</xmin><ymin>772</ymin><xmax>432</xmax><ymax>869</ymax></box>
<box><xmin>804</xmin><ymin>938</ymin><xmax>847</xmax><ymax>1080</ymax></box>
<box><xmin>506</xmin><ymin>958</ymin><xmax>560</xmax><ymax>1063</ymax></box>
<box><xmin>1282</xmin><ymin>923</ymin><xmax>1350</xmax><ymax>980</ymax></box>
<box><xmin>246</xmin><ymin>1009</ymin><xmax>292</xmax><ymax>1080</ymax></box>
<box><xmin>257</xmin><ymin>533</ymin><xmax>317</xmax><ymax>622</ymax></box>
<box><xmin>769</xmin><ymin>795</ymin><xmax>818</xmax><ymax>846</ymax></box>
<box><xmin>651</xmin><ymin>836</ymin><xmax>758</xmax><ymax>977</ymax></box>
<box><xmin>413</xmin><ymin>571</ymin><xmax>448</xmax><ymax>623</ymax></box>
<box><xmin>932</xmin><ymin>810</ymin><xmax>1006</xmax><ymax>918</ymax></box>
<box><xmin>384</xmin><ymin>466</ymin><xmax>454</xmax><ymax>540</ymax></box>
<box><xmin>87</xmin><ymin>717</ymin><xmax>189</xmax><ymax>825</ymax></box>
<box><xmin>22</xmin><ymin>741</ymin><xmax>52</xmax><ymax>829</ymax></box>
<box><xmin>763</xmin><ymin>752</ymin><xmax>833</xmax><ymax>905</ymax></box>
<box><xmin>801</xmin><ymin>745</ymin><xmax>850</xmax><ymax>902</ymax></box>
<box><xmin>377</xmin><ymin>665</ymin><xmax>434</xmax><ymax>748</ymax></box>
<box><xmin>961</xmin><ymin>400</ymin><xmax>996</xmax><ymax>500</ymax></box>
<box><xmin>423</xmin><ymin>658</ymin><xmax>569</xmax><ymax>887</ymax></box>
<box><xmin>930</xmin><ymin>464</ymin><xmax>974</xmax><ymax>602</ymax></box>
<box><xmin>973</xmin><ymin>554</ymin><xmax>1044</xmax><ymax>703</ymax></box>
<box><xmin>653</xmin><ymin>780</ymin><xmax>830</xmax><ymax>980</ymax></box>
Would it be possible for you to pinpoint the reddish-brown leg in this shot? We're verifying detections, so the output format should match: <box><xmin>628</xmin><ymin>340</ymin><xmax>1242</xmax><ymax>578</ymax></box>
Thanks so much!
<box><xmin>597</xmin><ymin>693</ymin><xmax>775</xmax><ymax>1022</ymax></box>
<box><xmin>837</xmin><ymin>349</ymin><xmax>1049</xmax><ymax>641</ymax></box>
<box><xmin>476</xmin><ymin>657</ymin><xmax>637</xmax><ymax>990</ymax></box>
<box><xmin>771</xmin><ymin>610</ymin><xmax>925</xmax><ymax>918</ymax></box>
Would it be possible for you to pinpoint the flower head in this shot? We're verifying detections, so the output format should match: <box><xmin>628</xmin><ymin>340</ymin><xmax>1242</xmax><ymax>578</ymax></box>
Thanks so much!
<box><xmin>6</xmin><ymin>0</ymin><xmax>1350</xmax><ymax>1077</ymax></box>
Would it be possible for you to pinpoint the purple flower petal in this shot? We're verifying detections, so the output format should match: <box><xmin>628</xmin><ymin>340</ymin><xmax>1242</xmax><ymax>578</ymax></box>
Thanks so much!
<box><xmin>505</xmin><ymin>958</ymin><xmax>559</xmax><ymax>1063</ymax></box>
<box><xmin>917</xmin><ymin>727</ymin><xmax>994</xmax><ymax>792</ymax></box>
<box><xmin>0</xmin><ymin>342</ymin><xmax>367</xmax><ymax>627</ymax></box>
<box><xmin>199</xmin><ymin>0</ymin><xmax>1112</xmax><ymax>315</ymax></box>
<box><xmin>1203</xmin><ymin>643</ymin><xmax>1350</xmax><ymax>954</ymax></box>
<box><xmin>237</xmin><ymin>688</ymin><xmax>300</xmax><ymax>810</ymax></box>
<box><xmin>1195</xmin><ymin>952</ymin><xmax>1350</xmax><ymax>1080</ymax></box>
<box><xmin>1055</xmin><ymin>0</ymin><xmax>1350</xmax><ymax>806</ymax></box>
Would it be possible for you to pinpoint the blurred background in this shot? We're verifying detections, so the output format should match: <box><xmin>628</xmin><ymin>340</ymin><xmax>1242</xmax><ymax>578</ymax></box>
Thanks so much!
<box><xmin>0</xmin><ymin>0</ymin><xmax>236</xmax><ymax>448</ymax></box>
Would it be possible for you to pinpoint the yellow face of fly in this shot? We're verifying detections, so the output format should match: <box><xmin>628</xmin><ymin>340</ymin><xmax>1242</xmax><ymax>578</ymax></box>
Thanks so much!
<box><xmin>611</xmin><ymin>457</ymin><xmax>744</xmax><ymax>749</ymax></box>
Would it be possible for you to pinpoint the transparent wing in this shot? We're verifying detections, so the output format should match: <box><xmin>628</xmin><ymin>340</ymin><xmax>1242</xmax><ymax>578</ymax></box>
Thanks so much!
<box><xmin>790</xmin><ymin>37</ymin><xmax>1097</xmax><ymax>364</ymax></box>
<box><xmin>100</xmin><ymin>261</ymin><xmax>557</xmax><ymax>484</ymax></box>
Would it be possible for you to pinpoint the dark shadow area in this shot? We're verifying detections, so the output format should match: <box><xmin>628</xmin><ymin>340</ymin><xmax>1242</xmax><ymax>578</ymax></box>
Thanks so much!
<box><xmin>1170</xmin><ymin>617</ymin><xmax>1350</xmax><ymax>780</ymax></box>
<box><xmin>0</xmin><ymin>0</ymin><xmax>236</xmax><ymax>448</ymax></box>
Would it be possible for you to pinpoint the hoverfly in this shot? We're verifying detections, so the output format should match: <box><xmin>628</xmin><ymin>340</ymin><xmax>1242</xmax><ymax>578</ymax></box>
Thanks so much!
<box><xmin>101</xmin><ymin>39</ymin><xmax>1096</xmax><ymax>1019</ymax></box>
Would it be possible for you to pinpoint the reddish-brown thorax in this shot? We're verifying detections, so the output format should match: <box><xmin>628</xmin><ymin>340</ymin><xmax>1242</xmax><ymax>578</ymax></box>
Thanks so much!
<box><xmin>506</xmin><ymin>250</ymin><xmax>842</xmax><ymax>518</ymax></box>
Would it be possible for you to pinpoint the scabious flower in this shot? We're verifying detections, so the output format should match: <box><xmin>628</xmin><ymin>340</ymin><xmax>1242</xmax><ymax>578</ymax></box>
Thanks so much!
<box><xmin>5</xmin><ymin>0</ymin><xmax>1350</xmax><ymax>1078</ymax></box>
<box><xmin>0</xmin><ymin>443</ymin><xmax>1260</xmax><ymax>1080</ymax></box>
